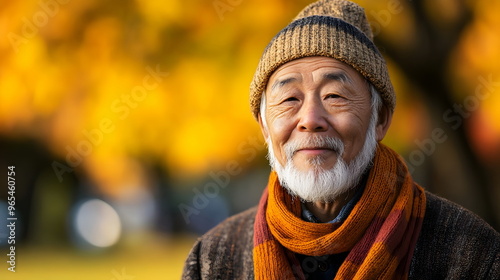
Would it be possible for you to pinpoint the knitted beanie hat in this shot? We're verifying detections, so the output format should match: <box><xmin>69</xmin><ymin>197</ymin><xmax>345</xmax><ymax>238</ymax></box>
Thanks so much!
<box><xmin>249</xmin><ymin>0</ymin><xmax>396</xmax><ymax>119</ymax></box>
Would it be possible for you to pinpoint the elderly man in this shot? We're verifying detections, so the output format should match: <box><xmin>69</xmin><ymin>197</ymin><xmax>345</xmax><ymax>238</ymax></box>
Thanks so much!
<box><xmin>182</xmin><ymin>0</ymin><xmax>500</xmax><ymax>279</ymax></box>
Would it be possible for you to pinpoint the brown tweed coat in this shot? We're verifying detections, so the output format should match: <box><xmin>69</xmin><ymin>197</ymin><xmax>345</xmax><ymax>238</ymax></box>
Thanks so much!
<box><xmin>182</xmin><ymin>192</ymin><xmax>499</xmax><ymax>279</ymax></box>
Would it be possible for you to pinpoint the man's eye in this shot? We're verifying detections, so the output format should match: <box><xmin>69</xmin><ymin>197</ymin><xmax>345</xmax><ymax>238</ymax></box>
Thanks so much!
<box><xmin>325</xmin><ymin>94</ymin><xmax>340</xmax><ymax>99</ymax></box>
<box><xmin>283</xmin><ymin>97</ymin><xmax>299</xmax><ymax>102</ymax></box>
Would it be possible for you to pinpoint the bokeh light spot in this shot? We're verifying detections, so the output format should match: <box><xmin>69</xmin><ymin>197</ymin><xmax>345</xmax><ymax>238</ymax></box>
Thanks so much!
<box><xmin>74</xmin><ymin>199</ymin><xmax>121</xmax><ymax>248</ymax></box>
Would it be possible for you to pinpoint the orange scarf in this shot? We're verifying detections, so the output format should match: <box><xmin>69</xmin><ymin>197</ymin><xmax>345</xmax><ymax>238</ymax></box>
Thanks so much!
<box><xmin>253</xmin><ymin>144</ymin><xmax>426</xmax><ymax>280</ymax></box>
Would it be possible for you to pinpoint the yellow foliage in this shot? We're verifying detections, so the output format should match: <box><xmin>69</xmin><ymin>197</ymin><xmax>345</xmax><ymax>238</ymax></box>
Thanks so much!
<box><xmin>0</xmin><ymin>0</ymin><xmax>499</xmax><ymax>194</ymax></box>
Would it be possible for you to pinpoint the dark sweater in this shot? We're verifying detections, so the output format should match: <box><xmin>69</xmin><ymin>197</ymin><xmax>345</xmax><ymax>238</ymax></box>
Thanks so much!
<box><xmin>182</xmin><ymin>192</ymin><xmax>500</xmax><ymax>279</ymax></box>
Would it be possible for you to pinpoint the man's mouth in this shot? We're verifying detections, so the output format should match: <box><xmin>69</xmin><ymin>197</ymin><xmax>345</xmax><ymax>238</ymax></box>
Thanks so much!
<box><xmin>295</xmin><ymin>147</ymin><xmax>335</xmax><ymax>156</ymax></box>
<box><xmin>284</xmin><ymin>136</ymin><xmax>345</xmax><ymax>160</ymax></box>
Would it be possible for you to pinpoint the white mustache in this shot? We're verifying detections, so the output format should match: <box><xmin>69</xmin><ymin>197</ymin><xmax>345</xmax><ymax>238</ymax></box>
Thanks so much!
<box><xmin>283</xmin><ymin>135</ymin><xmax>344</xmax><ymax>160</ymax></box>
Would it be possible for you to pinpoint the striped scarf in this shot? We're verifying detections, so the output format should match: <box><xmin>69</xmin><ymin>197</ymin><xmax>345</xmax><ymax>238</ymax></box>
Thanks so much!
<box><xmin>253</xmin><ymin>144</ymin><xmax>426</xmax><ymax>280</ymax></box>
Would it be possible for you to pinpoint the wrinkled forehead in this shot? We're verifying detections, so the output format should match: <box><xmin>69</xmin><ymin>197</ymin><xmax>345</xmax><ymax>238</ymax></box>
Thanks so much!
<box><xmin>264</xmin><ymin>56</ymin><xmax>369</xmax><ymax>97</ymax></box>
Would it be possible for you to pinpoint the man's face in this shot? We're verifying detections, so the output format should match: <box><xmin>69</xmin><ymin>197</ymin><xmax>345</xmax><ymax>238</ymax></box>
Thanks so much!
<box><xmin>260</xmin><ymin>56</ymin><xmax>373</xmax><ymax>173</ymax></box>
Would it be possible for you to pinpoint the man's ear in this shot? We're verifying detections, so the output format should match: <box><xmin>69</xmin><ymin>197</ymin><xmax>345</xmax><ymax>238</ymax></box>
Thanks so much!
<box><xmin>258</xmin><ymin>113</ymin><xmax>269</xmax><ymax>140</ymax></box>
<box><xmin>376</xmin><ymin>104</ymin><xmax>393</xmax><ymax>141</ymax></box>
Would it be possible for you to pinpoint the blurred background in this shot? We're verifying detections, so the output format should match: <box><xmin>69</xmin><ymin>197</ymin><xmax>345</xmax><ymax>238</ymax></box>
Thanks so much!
<box><xmin>0</xmin><ymin>0</ymin><xmax>499</xmax><ymax>279</ymax></box>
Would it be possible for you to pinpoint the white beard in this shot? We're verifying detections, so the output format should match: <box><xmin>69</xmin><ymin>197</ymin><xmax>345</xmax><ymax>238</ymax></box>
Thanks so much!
<box><xmin>266</xmin><ymin>114</ymin><xmax>378</xmax><ymax>203</ymax></box>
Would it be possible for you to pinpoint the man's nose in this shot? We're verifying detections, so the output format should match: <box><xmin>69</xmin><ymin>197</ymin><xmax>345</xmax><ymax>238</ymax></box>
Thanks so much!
<box><xmin>297</xmin><ymin>99</ymin><xmax>328</xmax><ymax>132</ymax></box>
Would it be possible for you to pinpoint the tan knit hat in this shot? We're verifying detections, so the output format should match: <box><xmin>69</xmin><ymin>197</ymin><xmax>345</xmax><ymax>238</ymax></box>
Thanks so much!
<box><xmin>250</xmin><ymin>0</ymin><xmax>396</xmax><ymax>119</ymax></box>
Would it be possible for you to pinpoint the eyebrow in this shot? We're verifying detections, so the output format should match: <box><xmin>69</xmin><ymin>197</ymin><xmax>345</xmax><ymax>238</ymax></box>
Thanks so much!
<box><xmin>323</xmin><ymin>72</ymin><xmax>353</xmax><ymax>85</ymax></box>
<box><xmin>269</xmin><ymin>72</ymin><xmax>353</xmax><ymax>94</ymax></box>
<box><xmin>270</xmin><ymin>77</ymin><xmax>298</xmax><ymax>93</ymax></box>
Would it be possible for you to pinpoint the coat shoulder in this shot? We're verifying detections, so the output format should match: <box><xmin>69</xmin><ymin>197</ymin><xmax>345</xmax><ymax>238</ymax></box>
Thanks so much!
<box><xmin>203</xmin><ymin>206</ymin><xmax>257</xmax><ymax>241</ymax></box>
<box><xmin>410</xmin><ymin>191</ymin><xmax>500</xmax><ymax>279</ymax></box>
<box><xmin>182</xmin><ymin>207</ymin><xmax>257</xmax><ymax>280</ymax></box>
